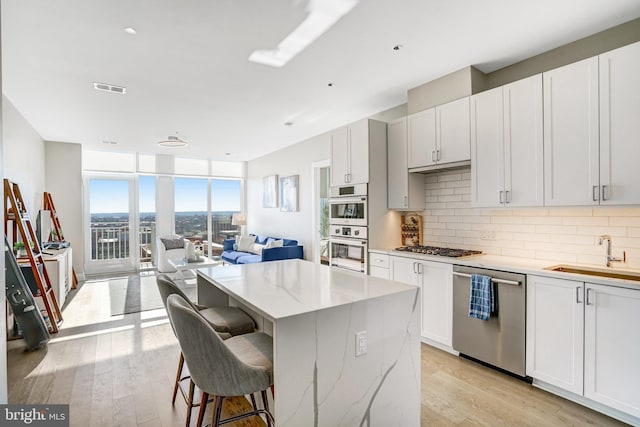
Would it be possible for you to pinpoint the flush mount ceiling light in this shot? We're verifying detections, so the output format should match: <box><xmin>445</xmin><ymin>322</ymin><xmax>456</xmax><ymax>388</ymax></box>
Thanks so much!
<box><xmin>249</xmin><ymin>0</ymin><xmax>359</xmax><ymax>68</ymax></box>
<box><xmin>93</xmin><ymin>82</ymin><xmax>127</xmax><ymax>94</ymax></box>
<box><xmin>102</xmin><ymin>140</ymin><xmax>118</xmax><ymax>145</ymax></box>
<box><xmin>157</xmin><ymin>135</ymin><xmax>188</xmax><ymax>148</ymax></box>
<box><xmin>124</xmin><ymin>27</ymin><xmax>137</xmax><ymax>35</ymax></box>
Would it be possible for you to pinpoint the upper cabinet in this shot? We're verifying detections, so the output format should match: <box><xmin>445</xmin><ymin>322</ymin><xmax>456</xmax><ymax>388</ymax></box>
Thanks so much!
<box><xmin>407</xmin><ymin>97</ymin><xmax>470</xmax><ymax>171</ymax></box>
<box><xmin>471</xmin><ymin>74</ymin><xmax>543</xmax><ymax>207</ymax></box>
<box><xmin>598</xmin><ymin>41</ymin><xmax>640</xmax><ymax>205</ymax></box>
<box><xmin>330</xmin><ymin>119</ymin><xmax>370</xmax><ymax>186</ymax></box>
<box><xmin>544</xmin><ymin>41</ymin><xmax>640</xmax><ymax>206</ymax></box>
<box><xmin>387</xmin><ymin>117</ymin><xmax>425</xmax><ymax>210</ymax></box>
<box><xmin>543</xmin><ymin>57</ymin><xmax>600</xmax><ymax>206</ymax></box>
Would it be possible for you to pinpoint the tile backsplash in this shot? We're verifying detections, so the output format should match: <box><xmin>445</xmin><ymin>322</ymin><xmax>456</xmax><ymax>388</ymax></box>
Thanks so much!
<box><xmin>419</xmin><ymin>167</ymin><xmax>640</xmax><ymax>269</ymax></box>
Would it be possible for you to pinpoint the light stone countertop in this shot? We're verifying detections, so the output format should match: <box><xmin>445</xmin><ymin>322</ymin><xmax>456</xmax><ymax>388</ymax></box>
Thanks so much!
<box><xmin>196</xmin><ymin>258</ymin><xmax>418</xmax><ymax>320</ymax></box>
<box><xmin>370</xmin><ymin>248</ymin><xmax>640</xmax><ymax>291</ymax></box>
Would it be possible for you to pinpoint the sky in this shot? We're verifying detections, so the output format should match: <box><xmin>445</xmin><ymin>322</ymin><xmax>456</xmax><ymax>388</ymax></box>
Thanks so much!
<box><xmin>90</xmin><ymin>177</ymin><xmax>241</xmax><ymax>214</ymax></box>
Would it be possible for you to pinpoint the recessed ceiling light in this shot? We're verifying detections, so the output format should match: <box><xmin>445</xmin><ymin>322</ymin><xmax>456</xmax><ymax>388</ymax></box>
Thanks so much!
<box><xmin>124</xmin><ymin>27</ymin><xmax>137</xmax><ymax>35</ymax></box>
<box><xmin>225</xmin><ymin>152</ymin><xmax>231</xmax><ymax>156</ymax></box>
<box><xmin>158</xmin><ymin>135</ymin><xmax>188</xmax><ymax>148</ymax></box>
<box><xmin>327</xmin><ymin>82</ymin><xmax>334</xmax><ymax>87</ymax></box>
<box><xmin>93</xmin><ymin>82</ymin><xmax>127</xmax><ymax>94</ymax></box>
<box><xmin>102</xmin><ymin>140</ymin><xmax>118</xmax><ymax>145</ymax></box>
<box><xmin>393</xmin><ymin>44</ymin><xmax>403</xmax><ymax>51</ymax></box>
<box><xmin>284</xmin><ymin>122</ymin><xmax>293</xmax><ymax>127</ymax></box>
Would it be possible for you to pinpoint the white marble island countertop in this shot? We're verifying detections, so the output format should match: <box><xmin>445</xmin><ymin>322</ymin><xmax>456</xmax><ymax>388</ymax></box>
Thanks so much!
<box><xmin>196</xmin><ymin>258</ymin><xmax>418</xmax><ymax>321</ymax></box>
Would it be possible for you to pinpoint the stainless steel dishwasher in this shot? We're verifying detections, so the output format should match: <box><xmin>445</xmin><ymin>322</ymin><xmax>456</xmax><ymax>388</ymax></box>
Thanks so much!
<box><xmin>452</xmin><ymin>265</ymin><xmax>527</xmax><ymax>377</ymax></box>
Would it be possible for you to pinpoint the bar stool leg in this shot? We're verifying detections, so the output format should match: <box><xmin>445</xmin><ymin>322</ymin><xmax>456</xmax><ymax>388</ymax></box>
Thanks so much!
<box><xmin>261</xmin><ymin>390</ymin><xmax>273</xmax><ymax>427</ymax></box>
<box><xmin>196</xmin><ymin>392</ymin><xmax>209</xmax><ymax>427</ymax></box>
<box><xmin>212</xmin><ymin>396</ymin><xmax>224</xmax><ymax>427</ymax></box>
<box><xmin>185</xmin><ymin>380</ymin><xmax>195</xmax><ymax>427</ymax></box>
<box><xmin>172</xmin><ymin>352</ymin><xmax>184</xmax><ymax>404</ymax></box>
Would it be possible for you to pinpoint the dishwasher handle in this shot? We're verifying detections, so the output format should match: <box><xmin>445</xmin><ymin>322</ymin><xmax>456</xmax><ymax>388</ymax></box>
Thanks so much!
<box><xmin>453</xmin><ymin>271</ymin><xmax>521</xmax><ymax>286</ymax></box>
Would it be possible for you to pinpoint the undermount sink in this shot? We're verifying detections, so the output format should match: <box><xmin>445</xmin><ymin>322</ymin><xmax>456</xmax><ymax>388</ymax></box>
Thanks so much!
<box><xmin>545</xmin><ymin>264</ymin><xmax>640</xmax><ymax>282</ymax></box>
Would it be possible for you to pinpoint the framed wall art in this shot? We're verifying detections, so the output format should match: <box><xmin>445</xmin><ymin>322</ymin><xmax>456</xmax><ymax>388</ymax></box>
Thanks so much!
<box><xmin>280</xmin><ymin>175</ymin><xmax>298</xmax><ymax>212</ymax></box>
<box><xmin>263</xmin><ymin>175</ymin><xmax>278</xmax><ymax>208</ymax></box>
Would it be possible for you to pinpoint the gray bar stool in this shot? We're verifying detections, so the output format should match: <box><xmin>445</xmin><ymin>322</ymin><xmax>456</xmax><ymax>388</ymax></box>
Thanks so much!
<box><xmin>166</xmin><ymin>293</ymin><xmax>275</xmax><ymax>427</ymax></box>
<box><xmin>156</xmin><ymin>274</ymin><xmax>256</xmax><ymax>427</ymax></box>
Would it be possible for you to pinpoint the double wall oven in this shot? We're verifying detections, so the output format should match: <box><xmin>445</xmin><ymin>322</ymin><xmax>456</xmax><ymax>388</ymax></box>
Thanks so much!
<box><xmin>329</xmin><ymin>184</ymin><xmax>368</xmax><ymax>273</ymax></box>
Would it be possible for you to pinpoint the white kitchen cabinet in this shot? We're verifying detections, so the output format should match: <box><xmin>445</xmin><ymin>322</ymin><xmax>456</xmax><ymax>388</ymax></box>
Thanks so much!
<box><xmin>584</xmin><ymin>283</ymin><xmax>640</xmax><ymax>418</ymax></box>
<box><xmin>526</xmin><ymin>275</ymin><xmax>584</xmax><ymax>394</ymax></box>
<box><xmin>368</xmin><ymin>252</ymin><xmax>390</xmax><ymax>279</ymax></box>
<box><xmin>387</xmin><ymin>117</ymin><xmax>425</xmax><ymax>210</ymax></box>
<box><xmin>407</xmin><ymin>97</ymin><xmax>470</xmax><ymax>171</ymax></box>
<box><xmin>390</xmin><ymin>255</ymin><xmax>452</xmax><ymax>347</ymax></box>
<box><xmin>407</xmin><ymin>108</ymin><xmax>436</xmax><ymax>169</ymax></box>
<box><xmin>527</xmin><ymin>274</ymin><xmax>640</xmax><ymax>421</ymax></box>
<box><xmin>471</xmin><ymin>74</ymin><xmax>543</xmax><ymax>207</ymax></box>
<box><xmin>598</xmin><ymin>41</ymin><xmax>640</xmax><ymax>205</ymax></box>
<box><xmin>330</xmin><ymin>119</ymin><xmax>370</xmax><ymax>186</ymax></box>
<box><xmin>543</xmin><ymin>57</ymin><xmax>600</xmax><ymax>206</ymax></box>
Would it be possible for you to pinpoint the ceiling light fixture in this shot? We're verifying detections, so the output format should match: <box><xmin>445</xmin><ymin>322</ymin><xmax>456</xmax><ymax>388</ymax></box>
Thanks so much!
<box><xmin>284</xmin><ymin>121</ymin><xmax>293</xmax><ymax>127</ymax></box>
<box><xmin>248</xmin><ymin>0</ymin><xmax>359</xmax><ymax>68</ymax></box>
<box><xmin>102</xmin><ymin>140</ymin><xmax>118</xmax><ymax>145</ymax></box>
<box><xmin>157</xmin><ymin>135</ymin><xmax>188</xmax><ymax>148</ymax></box>
<box><xmin>124</xmin><ymin>27</ymin><xmax>137</xmax><ymax>35</ymax></box>
<box><xmin>93</xmin><ymin>82</ymin><xmax>127</xmax><ymax>94</ymax></box>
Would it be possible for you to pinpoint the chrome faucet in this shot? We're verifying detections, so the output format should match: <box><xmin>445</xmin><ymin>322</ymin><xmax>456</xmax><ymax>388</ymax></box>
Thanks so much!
<box><xmin>598</xmin><ymin>235</ymin><xmax>626</xmax><ymax>267</ymax></box>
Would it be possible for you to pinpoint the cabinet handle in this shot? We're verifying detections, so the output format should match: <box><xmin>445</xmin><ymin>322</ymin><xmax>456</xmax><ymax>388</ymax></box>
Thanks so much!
<box><xmin>592</xmin><ymin>185</ymin><xmax>599</xmax><ymax>202</ymax></box>
<box><xmin>505</xmin><ymin>190</ymin><xmax>510</xmax><ymax>204</ymax></box>
<box><xmin>412</xmin><ymin>262</ymin><xmax>417</xmax><ymax>274</ymax></box>
<box><xmin>576</xmin><ymin>286</ymin><xmax>582</xmax><ymax>304</ymax></box>
<box><xmin>417</xmin><ymin>263</ymin><xmax>423</xmax><ymax>275</ymax></box>
<box><xmin>586</xmin><ymin>288</ymin><xmax>593</xmax><ymax>305</ymax></box>
<box><xmin>602</xmin><ymin>185</ymin><xmax>609</xmax><ymax>201</ymax></box>
<box><xmin>436</xmin><ymin>150</ymin><xmax>441</xmax><ymax>161</ymax></box>
<box><xmin>404</xmin><ymin>196</ymin><xmax>408</xmax><ymax>207</ymax></box>
<box><xmin>431</xmin><ymin>150</ymin><xmax>436</xmax><ymax>162</ymax></box>
<box><xmin>499</xmin><ymin>191</ymin><xmax>505</xmax><ymax>204</ymax></box>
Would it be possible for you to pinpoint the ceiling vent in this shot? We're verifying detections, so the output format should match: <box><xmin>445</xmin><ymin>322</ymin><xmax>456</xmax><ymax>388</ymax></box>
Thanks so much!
<box><xmin>93</xmin><ymin>82</ymin><xmax>127</xmax><ymax>94</ymax></box>
<box><xmin>157</xmin><ymin>135</ymin><xmax>188</xmax><ymax>148</ymax></box>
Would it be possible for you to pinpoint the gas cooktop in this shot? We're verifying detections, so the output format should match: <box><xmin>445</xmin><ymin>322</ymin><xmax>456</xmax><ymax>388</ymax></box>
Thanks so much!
<box><xmin>394</xmin><ymin>245</ymin><xmax>482</xmax><ymax>258</ymax></box>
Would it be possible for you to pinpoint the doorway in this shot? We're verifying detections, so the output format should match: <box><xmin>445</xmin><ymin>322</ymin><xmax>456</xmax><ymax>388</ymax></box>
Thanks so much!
<box><xmin>84</xmin><ymin>175</ymin><xmax>136</xmax><ymax>275</ymax></box>
<box><xmin>312</xmin><ymin>160</ymin><xmax>330</xmax><ymax>265</ymax></box>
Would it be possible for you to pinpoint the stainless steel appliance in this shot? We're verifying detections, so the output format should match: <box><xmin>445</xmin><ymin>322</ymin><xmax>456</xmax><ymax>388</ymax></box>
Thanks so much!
<box><xmin>452</xmin><ymin>265</ymin><xmax>527</xmax><ymax>377</ymax></box>
<box><xmin>329</xmin><ymin>196</ymin><xmax>367</xmax><ymax>226</ymax></box>
<box><xmin>395</xmin><ymin>245</ymin><xmax>482</xmax><ymax>257</ymax></box>
<box><xmin>329</xmin><ymin>236</ymin><xmax>368</xmax><ymax>273</ymax></box>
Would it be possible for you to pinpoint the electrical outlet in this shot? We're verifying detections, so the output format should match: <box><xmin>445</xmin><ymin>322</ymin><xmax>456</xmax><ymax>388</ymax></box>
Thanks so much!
<box><xmin>355</xmin><ymin>330</ymin><xmax>367</xmax><ymax>357</ymax></box>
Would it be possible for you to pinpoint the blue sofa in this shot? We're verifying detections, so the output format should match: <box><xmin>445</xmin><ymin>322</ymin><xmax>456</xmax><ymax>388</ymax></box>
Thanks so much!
<box><xmin>221</xmin><ymin>234</ymin><xmax>303</xmax><ymax>264</ymax></box>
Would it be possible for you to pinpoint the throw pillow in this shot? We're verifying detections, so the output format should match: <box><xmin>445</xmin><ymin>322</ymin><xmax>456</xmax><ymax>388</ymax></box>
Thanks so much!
<box><xmin>237</xmin><ymin>235</ymin><xmax>256</xmax><ymax>252</ymax></box>
<box><xmin>265</xmin><ymin>239</ymin><xmax>284</xmax><ymax>249</ymax></box>
<box><xmin>250</xmin><ymin>243</ymin><xmax>266</xmax><ymax>256</ymax></box>
<box><xmin>161</xmin><ymin>237</ymin><xmax>185</xmax><ymax>250</ymax></box>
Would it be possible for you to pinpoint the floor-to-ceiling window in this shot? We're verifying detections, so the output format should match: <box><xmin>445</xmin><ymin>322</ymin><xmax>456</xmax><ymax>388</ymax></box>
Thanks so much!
<box><xmin>174</xmin><ymin>177</ymin><xmax>208</xmax><ymax>255</ymax></box>
<box><xmin>139</xmin><ymin>175</ymin><xmax>156</xmax><ymax>270</ymax></box>
<box><xmin>211</xmin><ymin>179</ymin><xmax>242</xmax><ymax>255</ymax></box>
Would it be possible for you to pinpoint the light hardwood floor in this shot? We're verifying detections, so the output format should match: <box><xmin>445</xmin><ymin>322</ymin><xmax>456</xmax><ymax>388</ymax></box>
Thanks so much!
<box><xmin>7</xmin><ymin>276</ymin><xmax>629</xmax><ymax>427</ymax></box>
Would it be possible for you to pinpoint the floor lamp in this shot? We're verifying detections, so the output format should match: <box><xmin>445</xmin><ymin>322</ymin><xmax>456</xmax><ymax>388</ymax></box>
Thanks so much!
<box><xmin>231</xmin><ymin>213</ymin><xmax>247</xmax><ymax>237</ymax></box>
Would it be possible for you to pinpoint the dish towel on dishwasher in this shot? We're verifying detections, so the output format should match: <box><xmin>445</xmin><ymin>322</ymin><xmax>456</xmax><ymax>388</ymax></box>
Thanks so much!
<box><xmin>468</xmin><ymin>274</ymin><xmax>494</xmax><ymax>320</ymax></box>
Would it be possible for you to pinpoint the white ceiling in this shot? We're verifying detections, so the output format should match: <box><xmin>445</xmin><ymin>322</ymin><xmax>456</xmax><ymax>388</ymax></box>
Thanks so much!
<box><xmin>3</xmin><ymin>0</ymin><xmax>640</xmax><ymax>162</ymax></box>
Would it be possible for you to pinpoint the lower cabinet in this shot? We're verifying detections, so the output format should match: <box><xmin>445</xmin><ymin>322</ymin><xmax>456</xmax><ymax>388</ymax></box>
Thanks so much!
<box><xmin>390</xmin><ymin>256</ymin><xmax>452</xmax><ymax>348</ymax></box>
<box><xmin>368</xmin><ymin>252</ymin><xmax>390</xmax><ymax>279</ymax></box>
<box><xmin>527</xmin><ymin>275</ymin><xmax>640</xmax><ymax>420</ymax></box>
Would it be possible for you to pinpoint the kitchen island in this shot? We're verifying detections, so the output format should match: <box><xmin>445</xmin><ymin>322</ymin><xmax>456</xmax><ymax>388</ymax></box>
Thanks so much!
<box><xmin>196</xmin><ymin>259</ymin><xmax>420</xmax><ymax>426</ymax></box>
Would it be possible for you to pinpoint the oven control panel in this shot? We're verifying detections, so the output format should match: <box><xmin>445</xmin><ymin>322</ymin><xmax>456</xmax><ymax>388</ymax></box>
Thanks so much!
<box><xmin>330</xmin><ymin>225</ymin><xmax>367</xmax><ymax>239</ymax></box>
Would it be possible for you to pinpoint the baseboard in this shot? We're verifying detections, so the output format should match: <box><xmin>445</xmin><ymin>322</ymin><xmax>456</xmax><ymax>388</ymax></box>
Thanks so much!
<box><xmin>420</xmin><ymin>337</ymin><xmax>458</xmax><ymax>356</ymax></box>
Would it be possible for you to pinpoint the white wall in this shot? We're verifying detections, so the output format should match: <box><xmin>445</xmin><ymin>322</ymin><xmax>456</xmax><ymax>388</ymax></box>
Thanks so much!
<box><xmin>45</xmin><ymin>141</ymin><xmax>83</xmax><ymax>277</ymax></box>
<box><xmin>2</xmin><ymin>96</ymin><xmax>46</xmax><ymax>214</ymax></box>
<box><xmin>247</xmin><ymin>132</ymin><xmax>330</xmax><ymax>259</ymax></box>
<box><xmin>418</xmin><ymin>167</ymin><xmax>640</xmax><ymax>269</ymax></box>
<box><xmin>0</xmin><ymin>15</ymin><xmax>7</xmax><ymax>403</ymax></box>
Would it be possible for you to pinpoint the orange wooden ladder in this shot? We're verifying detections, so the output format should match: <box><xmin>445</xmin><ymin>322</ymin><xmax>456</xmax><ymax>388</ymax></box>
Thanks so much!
<box><xmin>5</xmin><ymin>180</ymin><xmax>62</xmax><ymax>333</ymax></box>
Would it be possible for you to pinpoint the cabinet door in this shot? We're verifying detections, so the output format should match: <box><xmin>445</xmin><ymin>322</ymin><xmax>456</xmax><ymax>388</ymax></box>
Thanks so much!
<box><xmin>387</xmin><ymin>117</ymin><xmax>409</xmax><ymax>209</ymax></box>
<box><xmin>471</xmin><ymin>87</ymin><xmax>504</xmax><ymax>207</ymax></box>
<box><xmin>407</xmin><ymin>108</ymin><xmax>436</xmax><ymax>168</ymax></box>
<box><xmin>347</xmin><ymin>119</ymin><xmax>369</xmax><ymax>185</ymax></box>
<box><xmin>526</xmin><ymin>275</ymin><xmax>583</xmax><ymax>394</ymax></box>
<box><xmin>330</xmin><ymin>126</ymin><xmax>349</xmax><ymax>186</ymax></box>
<box><xmin>390</xmin><ymin>256</ymin><xmax>418</xmax><ymax>286</ymax></box>
<box><xmin>419</xmin><ymin>261</ymin><xmax>452</xmax><ymax>346</ymax></box>
<box><xmin>504</xmin><ymin>74</ymin><xmax>544</xmax><ymax>207</ymax></box>
<box><xmin>436</xmin><ymin>97</ymin><xmax>471</xmax><ymax>164</ymax></box>
<box><xmin>584</xmin><ymin>283</ymin><xmax>640</xmax><ymax>418</ymax></box>
<box><xmin>599</xmin><ymin>41</ymin><xmax>640</xmax><ymax>205</ymax></box>
<box><xmin>543</xmin><ymin>57</ymin><xmax>599</xmax><ymax>206</ymax></box>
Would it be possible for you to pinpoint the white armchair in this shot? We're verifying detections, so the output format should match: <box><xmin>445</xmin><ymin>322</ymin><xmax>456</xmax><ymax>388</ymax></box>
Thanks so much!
<box><xmin>156</xmin><ymin>234</ymin><xmax>187</xmax><ymax>273</ymax></box>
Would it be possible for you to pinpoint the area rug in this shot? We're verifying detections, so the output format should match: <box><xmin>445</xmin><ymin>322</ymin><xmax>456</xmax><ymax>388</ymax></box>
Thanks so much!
<box><xmin>108</xmin><ymin>274</ymin><xmax>197</xmax><ymax>316</ymax></box>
